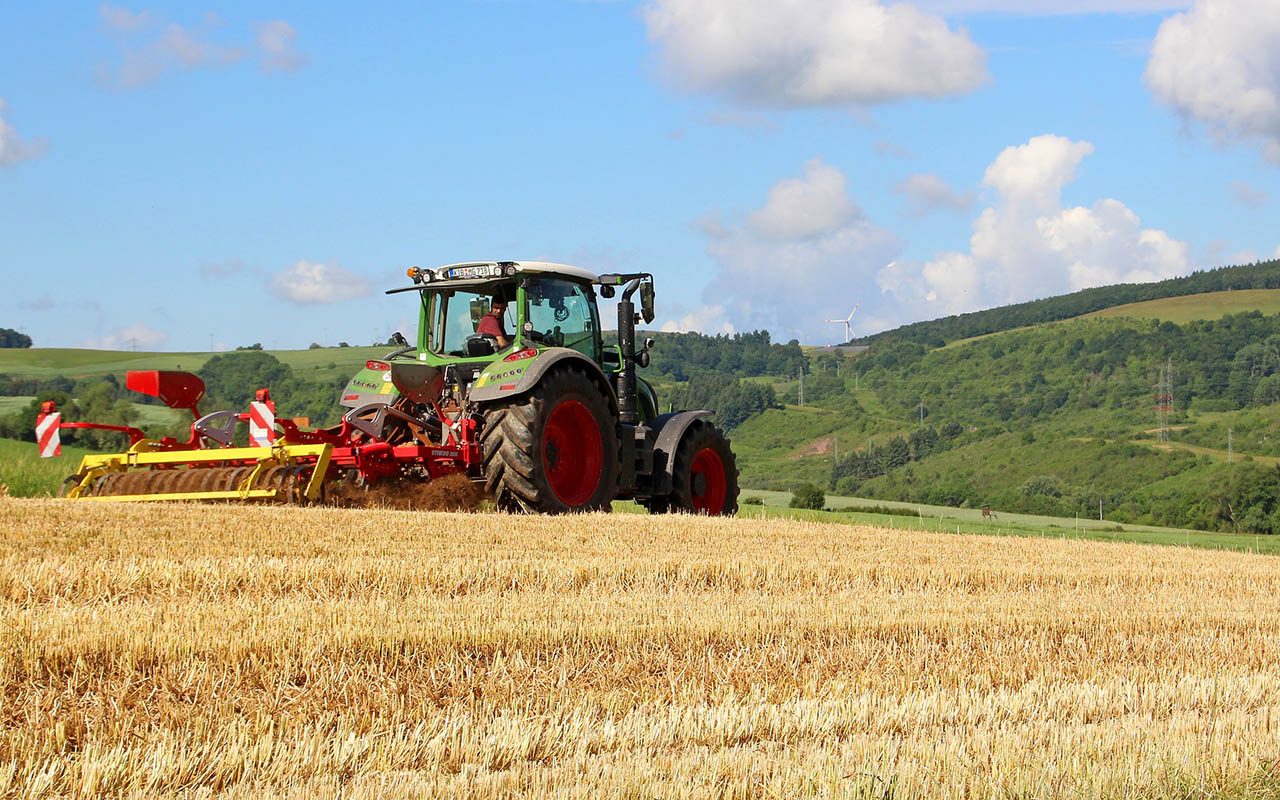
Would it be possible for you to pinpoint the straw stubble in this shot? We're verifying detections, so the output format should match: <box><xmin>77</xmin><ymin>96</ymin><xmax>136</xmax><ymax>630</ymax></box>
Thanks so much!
<box><xmin>1</xmin><ymin>498</ymin><xmax>1278</xmax><ymax>798</ymax></box>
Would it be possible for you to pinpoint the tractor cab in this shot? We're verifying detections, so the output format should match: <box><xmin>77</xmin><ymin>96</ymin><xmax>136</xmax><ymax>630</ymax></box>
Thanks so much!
<box><xmin>401</xmin><ymin>261</ymin><xmax>606</xmax><ymax>364</ymax></box>
<box><xmin>381</xmin><ymin>260</ymin><xmax>662</xmax><ymax>424</ymax></box>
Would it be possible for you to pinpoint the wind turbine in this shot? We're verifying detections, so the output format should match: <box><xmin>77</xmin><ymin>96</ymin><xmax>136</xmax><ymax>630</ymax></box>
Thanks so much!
<box><xmin>825</xmin><ymin>302</ymin><xmax>860</xmax><ymax>344</ymax></box>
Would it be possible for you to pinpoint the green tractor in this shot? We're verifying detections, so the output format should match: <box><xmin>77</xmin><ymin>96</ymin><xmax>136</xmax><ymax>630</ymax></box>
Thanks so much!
<box><xmin>343</xmin><ymin>260</ymin><xmax>740</xmax><ymax>514</ymax></box>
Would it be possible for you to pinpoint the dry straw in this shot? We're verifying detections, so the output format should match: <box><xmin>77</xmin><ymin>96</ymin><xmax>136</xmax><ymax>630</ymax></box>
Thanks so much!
<box><xmin>1</xmin><ymin>498</ymin><xmax>1279</xmax><ymax>798</ymax></box>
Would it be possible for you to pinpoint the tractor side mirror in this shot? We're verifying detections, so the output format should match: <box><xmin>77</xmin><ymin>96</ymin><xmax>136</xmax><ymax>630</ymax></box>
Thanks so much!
<box><xmin>636</xmin><ymin>337</ymin><xmax>655</xmax><ymax>368</ymax></box>
<box><xmin>391</xmin><ymin>331</ymin><xmax>408</xmax><ymax>346</ymax></box>
<box><xmin>599</xmin><ymin>284</ymin><xmax>615</xmax><ymax>299</ymax></box>
<box><xmin>640</xmin><ymin>281</ymin><xmax>655</xmax><ymax>324</ymax></box>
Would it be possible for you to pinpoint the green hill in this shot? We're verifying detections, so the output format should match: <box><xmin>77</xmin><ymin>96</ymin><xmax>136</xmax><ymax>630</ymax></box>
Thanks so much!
<box><xmin>742</xmin><ymin>307</ymin><xmax>1280</xmax><ymax>533</ymax></box>
<box><xmin>861</xmin><ymin>258</ymin><xmax>1280</xmax><ymax>348</ymax></box>
<box><xmin>1081</xmin><ymin>288</ymin><xmax>1280</xmax><ymax>323</ymax></box>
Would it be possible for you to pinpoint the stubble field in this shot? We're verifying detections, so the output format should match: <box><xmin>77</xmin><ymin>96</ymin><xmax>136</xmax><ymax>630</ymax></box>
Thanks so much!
<box><xmin>2</xmin><ymin>498</ymin><xmax>1280</xmax><ymax>798</ymax></box>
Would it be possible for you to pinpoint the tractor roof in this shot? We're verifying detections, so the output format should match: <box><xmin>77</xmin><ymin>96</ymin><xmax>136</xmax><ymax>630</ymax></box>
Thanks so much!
<box><xmin>436</xmin><ymin>261</ymin><xmax>599</xmax><ymax>282</ymax></box>
<box><xmin>387</xmin><ymin>261</ymin><xmax>604</xmax><ymax>296</ymax></box>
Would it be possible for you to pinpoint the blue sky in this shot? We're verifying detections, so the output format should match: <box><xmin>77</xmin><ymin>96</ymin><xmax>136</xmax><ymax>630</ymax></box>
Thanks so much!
<box><xmin>2</xmin><ymin>0</ymin><xmax>1279</xmax><ymax>350</ymax></box>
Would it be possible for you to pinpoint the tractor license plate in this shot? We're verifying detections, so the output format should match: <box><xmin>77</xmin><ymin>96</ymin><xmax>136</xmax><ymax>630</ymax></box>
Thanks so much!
<box><xmin>444</xmin><ymin>265</ymin><xmax>500</xmax><ymax>280</ymax></box>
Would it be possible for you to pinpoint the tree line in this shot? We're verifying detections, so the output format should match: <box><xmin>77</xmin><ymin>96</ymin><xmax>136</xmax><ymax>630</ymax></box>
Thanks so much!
<box><xmin>644</xmin><ymin>329</ymin><xmax>806</xmax><ymax>381</ymax></box>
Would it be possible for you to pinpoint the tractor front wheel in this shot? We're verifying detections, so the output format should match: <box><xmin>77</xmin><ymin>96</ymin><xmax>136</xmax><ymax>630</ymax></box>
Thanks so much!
<box><xmin>481</xmin><ymin>367</ymin><xmax>619</xmax><ymax>513</ymax></box>
<box><xmin>662</xmin><ymin>419</ymin><xmax>739</xmax><ymax>516</ymax></box>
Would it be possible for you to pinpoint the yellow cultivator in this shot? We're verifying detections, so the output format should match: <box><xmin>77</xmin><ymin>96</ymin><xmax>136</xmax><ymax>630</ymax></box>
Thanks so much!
<box><xmin>64</xmin><ymin>442</ymin><xmax>333</xmax><ymax>503</ymax></box>
<box><xmin>46</xmin><ymin>369</ymin><xmax>473</xmax><ymax>505</ymax></box>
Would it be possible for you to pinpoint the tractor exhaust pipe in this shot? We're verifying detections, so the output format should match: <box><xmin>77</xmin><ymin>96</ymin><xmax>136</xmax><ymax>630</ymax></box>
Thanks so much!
<box><xmin>617</xmin><ymin>285</ymin><xmax>639</xmax><ymax>425</ymax></box>
<box><xmin>600</xmin><ymin>272</ymin><xmax>654</xmax><ymax>426</ymax></box>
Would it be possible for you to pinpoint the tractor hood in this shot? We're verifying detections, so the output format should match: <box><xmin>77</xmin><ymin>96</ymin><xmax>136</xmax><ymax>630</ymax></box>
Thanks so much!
<box><xmin>338</xmin><ymin>359</ymin><xmax>403</xmax><ymax>409</ymax></box>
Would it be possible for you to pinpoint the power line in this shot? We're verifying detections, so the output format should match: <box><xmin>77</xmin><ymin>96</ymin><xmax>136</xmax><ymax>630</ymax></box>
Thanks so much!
<box><xmin>1154</xmin><ymin>357</ymin><xmax>1173</xmax><ymax>442</ymax></box>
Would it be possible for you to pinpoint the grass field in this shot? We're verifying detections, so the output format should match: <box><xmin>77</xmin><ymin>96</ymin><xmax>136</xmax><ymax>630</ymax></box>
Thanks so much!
<box><xmin>0</xmin><ymin>396</ymin><xmax>188</xmax><ymax>434</ymax></box>
<box><xmin>1081</xmin><ymin>288</ymin><xmax>1280</xmax><ymax>323</ymax></box>
<box><xmin>0</xmin><ymin>438</ymin><xmax>96</xmax><ymax>497</ymax></box>
<box><xmin>2</xmin><ymin>499</ymin><xmax>1279</xmax><ymax>798</ymax></box>
<box><xmin>0</xmin><ymin>346</ymin><xmax>389</xmax><ymax>382</ymax></box>
<box><xmin>735</xmin><ymin>491</ymin><xmax>1280</xmax><ymax>554</ymax></box>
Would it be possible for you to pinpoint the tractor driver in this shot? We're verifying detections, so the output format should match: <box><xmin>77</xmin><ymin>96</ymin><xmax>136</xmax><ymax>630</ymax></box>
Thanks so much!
<box><xmin>477</xmin><ymin>288</ymin><xmax>513</xmax><ymax>349</ymax></box>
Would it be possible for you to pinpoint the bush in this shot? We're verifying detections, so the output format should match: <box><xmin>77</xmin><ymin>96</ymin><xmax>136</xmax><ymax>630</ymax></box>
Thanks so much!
<box><xmin>0</xmin><ymin>328</ymin><xmax>32</xmax><ymax>348</ymax></box>
<box><xmin>789</xmin><ymin>483</ymin><xmax>825</xmax><ymax>510</ymax></box>
<box><xmin>742</xmin><ymin>496</ymin><xmax>764</xmax><ymax>505</ymax></box>
<box><xmin>844</xmin><ymin>504</ymin><xmax>921</xmax><ymax>517</ymax></box>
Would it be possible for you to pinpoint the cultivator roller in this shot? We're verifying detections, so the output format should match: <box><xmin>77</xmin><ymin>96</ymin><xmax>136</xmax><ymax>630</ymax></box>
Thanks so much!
<box><xmin>64</xmin><ymin>443</ymin><xmax>333</xmax><ymax>503</ymax></box>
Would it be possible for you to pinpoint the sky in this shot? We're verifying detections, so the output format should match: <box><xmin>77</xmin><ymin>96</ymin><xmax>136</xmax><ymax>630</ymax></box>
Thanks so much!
<box><xmin>2</xmin><ymin>0</ymin><xmax>1280</xmax><ymax>351</ymax></box>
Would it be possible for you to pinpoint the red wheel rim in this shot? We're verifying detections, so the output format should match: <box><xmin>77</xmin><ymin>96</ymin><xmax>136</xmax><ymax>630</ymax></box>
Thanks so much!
<box><xmin>689</xmin><ymin>447</ymin><xmax>727</xmax><ymax>514</ymax></box>
<box><xmin>542</xmin><ymin>400</ymin><xmax>603</xmax><ymax>507</ymax></box>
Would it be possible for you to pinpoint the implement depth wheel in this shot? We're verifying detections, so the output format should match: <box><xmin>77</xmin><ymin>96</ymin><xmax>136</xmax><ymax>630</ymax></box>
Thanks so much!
<box><xmin>481</xmin><ymin>366</ymin><xmax>619</xmax><ymax>513</ymax></box>
<box><xmin>663</xmin><ymin>419</ymin><xmax>739</xmax><ymax>516</ymax></box>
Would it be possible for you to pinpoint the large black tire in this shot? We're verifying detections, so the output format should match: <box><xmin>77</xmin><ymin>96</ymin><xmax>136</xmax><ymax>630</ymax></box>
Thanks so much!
<box><xmin>480</xmin><ymin>366</ymin><xmax>619</xmax><ymax>513</ymax></box>
<box><xmin>653</xmin><ymin>419</ymin><xmax>739</xmax><ymax>516</ymax></box>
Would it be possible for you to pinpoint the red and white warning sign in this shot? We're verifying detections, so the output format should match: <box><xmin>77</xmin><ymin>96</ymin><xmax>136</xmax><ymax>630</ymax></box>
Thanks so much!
<box><xmin>248</xmin><ymin>401</ymin><xmax>276</xmax><ymax>447</ymax></box>
<box><xmin>36</xmin><ymin>407</ymin><xmax>61</xmax><ymax>458</ymax></box>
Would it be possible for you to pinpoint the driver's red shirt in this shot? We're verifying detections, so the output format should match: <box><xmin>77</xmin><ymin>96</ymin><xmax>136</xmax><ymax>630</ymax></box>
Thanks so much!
<box><xmin>476</xmin><ymin>313</ymin><xmax>506</xmax><ymax>339</ymax></box>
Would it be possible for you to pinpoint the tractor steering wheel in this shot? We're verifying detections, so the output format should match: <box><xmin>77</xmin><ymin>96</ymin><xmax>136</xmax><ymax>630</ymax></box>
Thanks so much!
<box><xmin>527</xmin><ymin>328</ymin><xmax>563</xmax><ymax>347</ymax></box>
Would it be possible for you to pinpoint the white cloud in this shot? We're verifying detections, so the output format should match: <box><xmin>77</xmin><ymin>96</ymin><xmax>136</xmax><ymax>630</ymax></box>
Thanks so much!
<box><xmin>1146</xmin><ymin>0</ymin><xmax>1280</xmax><ymax>163</ymax></box>
<box><xmin>270</xmin><ymin>260</ymin><xmax>371</xmax><ymax>305</ymax></box>
<box><xmin>914</xmin><ymin>0</ymin><xmax>1189</xmax><ymax>12</ymax></box>
<box><xmin>895</xmin><ymin>172</ymin><xmax>976</xmax><ymax>216</ymax></box>
<box><xmin>0</xmin><ymin>100</ymin><xmax>48</xmax><ymax>167</ymax></box>
<box><xmin>882</xmin><ymin>134</ymin><xmax>1191</xmax><ymax>318</ymax></box>
<box><xmin>97</xmin><ymin>8</ymin><xmax>306</xmax><ymax>87</ymax></box>
<box><xmin>102</xmin><ymin>21</ymin><xmax>245</xmax><ymax>87</ymax></box>
<box><xmin>199</xmin><ymin>258</ymin><xmax>247</xmax><ymax>278</ymax></box>
<box><xmin>874</xmin><ymin>139</ymin><xmax>913</xmax><ymax>158</ymax></box>
<box><xmin>1275</xmin><ymin>245</ymin><xmax>1280</xmax><ymax>259</ymax></box>
<box><xmin>99</xmin><ymin>4</ymin><xmax>151</xmax><ymax>32</ymax></box>
<box><xmin>695</xmin><ymin>159</ymin><xmax>900</xmax><ymax>341</ymax></box>
<box><xmin>1228</xmin><ymin>180</ymin><xmax>1269</xmax><ymax>208</ymax></box>
<box><xmin>1228</xmin><ymin>249</ymin><xmax>1259</xmax><ymax>264</ymax></box>
<box><xmin>85</xmin><ymin>322</ymin><xmax>169</xmax><ymax>351</ymax></box>
<box><xmin>747</xmin><ymin>158</ymin><xmax>857</xmax><ymax>239</ymax></box>
<box><xmin>19</xmin><ymin>295</ymin><xmax>56</xmax><ymax>311</ymax></box>
<box><xmin>981</xmin><ymin>134</ymin><xmax>1093</xmax><ymax>209</ymax></box>
<box><xmin>254</xmin><ymin>20</ymin><xmax>308</xmax><ymax>73</ymax></box>
<box><xmin>643</xmin><ymin>0</ymin><xmax>988</xmax><ymax>107</ymax></box>
<box><xmin>659</xmin><ymin>305</ymin><xmax>736</xmax><ymax>335</ymax></box>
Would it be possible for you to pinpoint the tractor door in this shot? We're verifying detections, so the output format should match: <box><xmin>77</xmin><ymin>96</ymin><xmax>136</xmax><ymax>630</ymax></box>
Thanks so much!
<box><xmin>522</xmin><ymin>277</ymin><xmax>601</xmax><ymax>361</ymax></box>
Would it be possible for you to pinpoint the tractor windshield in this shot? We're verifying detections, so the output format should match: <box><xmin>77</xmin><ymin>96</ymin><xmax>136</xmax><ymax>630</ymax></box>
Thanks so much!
<box><xmin>431</xmin><ymin>284</ymin><xmax>516</xmax><ymax>356</ymax></box>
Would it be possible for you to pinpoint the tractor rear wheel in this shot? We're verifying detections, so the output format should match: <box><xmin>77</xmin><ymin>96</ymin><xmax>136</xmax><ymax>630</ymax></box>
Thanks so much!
<box><xmin>662</xmin><ymin>419</ymin><xmax>739</xmax><ymax>516</ymax></box>
<box><xmin>480</xmin><ymin>366</ymin><xmax>619</xmax><ymax>513</ymax></box>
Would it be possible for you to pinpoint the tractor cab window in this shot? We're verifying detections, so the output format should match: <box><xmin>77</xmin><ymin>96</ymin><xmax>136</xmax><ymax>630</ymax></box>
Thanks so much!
<box><xmin>433</xmin><ymin>283</ymin><xmax>516</xmax><ymax>357</ymax></box>
<box><xmin>523</xmin><ymin>278</ymin><xmax>599</xmax><ymax>360</ymax></box>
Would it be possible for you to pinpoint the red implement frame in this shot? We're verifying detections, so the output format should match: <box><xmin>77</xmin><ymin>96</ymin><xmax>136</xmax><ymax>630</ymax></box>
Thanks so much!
<box><xmin>52</xmin><ymin>369</ymin><xmax>479</xmax><ymax>490</ymax></box>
